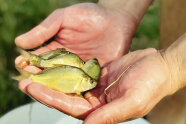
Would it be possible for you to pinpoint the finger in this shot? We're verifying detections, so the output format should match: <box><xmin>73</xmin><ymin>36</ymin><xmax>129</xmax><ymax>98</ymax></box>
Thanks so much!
<box><xmin>23</xmin><ymin>65</ymin><xmax>42</xmax><ymax>74</ymax></box>
<box><xmin>19</xmin><ymin>79</ymin><xmax>33</xmax><ymax>93</ymax></box>
<box><xmin>15</xmin><ymin>9</ymin><xmax>64</xmax><ymax>49</ymax></box>
<box><xmin>84</xmin><ymin>88</ymin><xmax>105</xmax><ymax>109</ymax></box>
<box><xmin>15</xmin><ymin>55</ymin><xmax>29</xmax><ymax>68</ymax></box>
<box><xmin>26</xmin><ymin>83</ymin><xmax>94</xmax><ymax>118</ymax></box>
<box><xmin>15</xmin><ymin>55</ymin><xmax>42</xmax><ymax>73</ymax></box>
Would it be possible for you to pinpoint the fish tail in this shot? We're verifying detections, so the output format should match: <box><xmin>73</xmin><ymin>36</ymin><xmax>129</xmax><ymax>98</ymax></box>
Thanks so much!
<box><xmin>17</xmin><ymin>47</ymin><xmax>31</xmax><ymax>59</ymax></box>
<box><xmin>12</xmin><ymin>75</ymin><xmax>25</xmax><ymax>81</ymax></box>
<box><xmin>15</xmin><ymin>66</ymin><xmax>32</xmax><ymax>78</ymax></box>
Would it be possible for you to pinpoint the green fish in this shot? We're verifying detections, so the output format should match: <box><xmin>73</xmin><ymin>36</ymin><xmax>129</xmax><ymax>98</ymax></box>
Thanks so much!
<box><xmin>14</xmin><ymin>65</ymin><xmax>97</xmax><ymax>95</ymax></box>
<box><xmin>82</xmin><ymin>58</ymin><xmax>101</xmax><ymax>81</ymax></box>
<box><xmin>19</xmin><ymin>48</ymin><xmax>85</xmax><ymax>68</ymax></box>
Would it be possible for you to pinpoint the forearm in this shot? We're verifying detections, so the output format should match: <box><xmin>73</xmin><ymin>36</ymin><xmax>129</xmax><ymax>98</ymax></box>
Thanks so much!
<box><xmin>98</xmin><ymin>0</ymin><xmax>154</xmax><ymax>24</ymax></box>
<box><xmin>163</xmin><ymin>34</ymin><xmax>186</xmax><ymax>93</ymax></box>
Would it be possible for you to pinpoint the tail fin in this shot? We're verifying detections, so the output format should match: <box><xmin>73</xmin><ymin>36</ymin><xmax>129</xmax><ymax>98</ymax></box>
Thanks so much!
<box><xmin>12</xmin><ymin>75</ymin><xmax>25</xmax><ymax>81</ymax></box>
<box><xmin>13</xmin><ymin>66</ymin><xmax>33</xmax><ymax>81</ymax></box>
<box><xmin>15</xmin><ymin>66</ymin><xmax>32</xmax><ymax>78</ymax></box>
<box><xmin>17</xmin><ymin>48</ymin><xmax>31</xmax><ymax>59</ymax></box>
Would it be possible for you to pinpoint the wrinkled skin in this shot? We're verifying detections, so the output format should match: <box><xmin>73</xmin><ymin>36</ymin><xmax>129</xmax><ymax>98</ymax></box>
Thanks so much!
<box><xmin>15</xmin><ymin>3</ymin><xmax>136</xmax><ymax>66</ymax></box>
<box><xmin>15</xmin><ymin>3</ymin><xmax>173</xmax><ymax>124</ymax></box>
<box><xmin>17</xmin><ymin>48</ymin><xmax>174</xmax><ymax>124</ymax></box>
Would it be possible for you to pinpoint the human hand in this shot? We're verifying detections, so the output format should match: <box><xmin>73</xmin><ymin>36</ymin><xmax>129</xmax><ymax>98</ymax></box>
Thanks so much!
<box><xmin>14</xmin><ymin>2</ymin><xmax>138</xmax><ymax>122</ymax></box>
<box><xmin>15</xmin><ymin>1</ymin><xmax>164</xmax><ymax>123</ymax></box>
<box><xmin>15</xmin><ymin>3</ymin><xmax>137</xmax><ymax>66</ymax></box>
<box><xmin>17</xmin><ymin>47</ymin><xmax>181</xmax><ymax>123</ymax></box>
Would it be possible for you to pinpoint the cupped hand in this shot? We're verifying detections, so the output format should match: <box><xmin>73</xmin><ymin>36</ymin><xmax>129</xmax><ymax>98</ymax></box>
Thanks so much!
<box><xmin>17</xmin><ymin>48</ymin><xmax>176</xmax><ymax>124</ymax></box>
<box><xmin>15</xmin><ymin>2</ymin><xmax>137</xmax><ymax>120</ymax></box>
<box><xmin>15</xmin><ymin>3</ymin><xmax>137</xmax><ymax>65</ymax></box>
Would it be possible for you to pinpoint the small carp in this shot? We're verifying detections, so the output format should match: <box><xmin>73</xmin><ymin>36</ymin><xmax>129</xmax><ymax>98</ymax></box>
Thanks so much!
<box><xmin>15</xmin><ymin>65</ymin><xmax>97</xmax><ymax>95</ymax></box>
<box><xmin>19</xmin><ymin>48</ymin><xmax>85</xmax><ymax>68</ymax></box>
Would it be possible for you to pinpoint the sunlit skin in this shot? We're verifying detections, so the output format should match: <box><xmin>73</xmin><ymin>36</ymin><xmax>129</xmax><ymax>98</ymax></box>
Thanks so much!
<box><xmin>14</xmin><ymin>1</ymin><xmax>186</xmax><ymax>124</ymax></box>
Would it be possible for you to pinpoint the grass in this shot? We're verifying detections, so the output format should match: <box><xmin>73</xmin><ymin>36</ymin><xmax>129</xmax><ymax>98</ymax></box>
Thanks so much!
<box><xmin>0</xmin><ymin>0</ymin><xmax>159</xmax><ymax>117</ymax></box>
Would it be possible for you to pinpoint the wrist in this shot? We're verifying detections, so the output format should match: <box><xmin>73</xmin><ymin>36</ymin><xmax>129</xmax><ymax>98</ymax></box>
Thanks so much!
<box><xmin>162</xmin><ymin>34</ymin><xmax>186</xmax><ymax>94</ymax></box>
<box><xmin>98</xmin><ymin>0</ymin><xmax>154</xmax><ymax>25</ymax></box>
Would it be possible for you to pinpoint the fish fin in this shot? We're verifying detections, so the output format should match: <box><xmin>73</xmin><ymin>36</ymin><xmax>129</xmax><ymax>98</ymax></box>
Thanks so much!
<box><xmin>75</xmin><ymin>91</ymin><xmax>82</xmax><ymax>96</ymax></box>
<box><xmin>17</xmin><ymin>47</ymin><xmax>31</xmax><ymax>59</ymax></box>
<box><xmin>40</xmin><ymin>48</ymin><xmax>68</xmax><ymax>59</ymax></box>
<box><xmin>43</xmin><ymin>64</ymin><xmax>63</xmax><ymax>71</ymax></box>
<box><xmin>15</xmin><ymin>66</ymin><xmax>32</xmax><ymax>78</ymax></box>
<box><xmin>12</xmin><ymin>75</ymin><xmax>25</xmax><ymax>81</ymax></box>
<box><xmin>104</xmin><ymin>65</ymin><xmax>132</xmax><ymax>96</ymax></box>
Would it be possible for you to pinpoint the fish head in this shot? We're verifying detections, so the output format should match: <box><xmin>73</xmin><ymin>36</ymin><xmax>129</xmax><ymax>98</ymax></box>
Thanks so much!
<box><xmin>81</xmin><ymin>78</ymin><xmax>97</xmax><ymax>92</ymax></box>
<box><xmin>82</xmin><ymin>58</ymin><xmax>101</xmax><ymax>80</ymax></box>
<box><xmin>29</xmin><ymin>55</ymin><xmax>41</xmax><ymax>66</ymax></box>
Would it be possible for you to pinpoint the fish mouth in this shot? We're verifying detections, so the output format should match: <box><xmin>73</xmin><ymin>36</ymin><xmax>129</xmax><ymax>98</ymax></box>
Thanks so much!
<box><xmin>89</xmin><ymin>81</ymin><xmax>97</xmax><ymax>89</ymax></box>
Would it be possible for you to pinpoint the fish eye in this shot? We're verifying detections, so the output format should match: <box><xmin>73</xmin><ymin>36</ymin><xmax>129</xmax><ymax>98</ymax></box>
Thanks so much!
<box><xmin>91</xmin><ymin>80</ymin><xmax>94</xmax><ymax>84</ymax></box>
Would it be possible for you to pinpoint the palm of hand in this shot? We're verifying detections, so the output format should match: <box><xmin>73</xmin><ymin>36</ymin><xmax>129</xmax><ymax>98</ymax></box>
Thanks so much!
<box><xmin>83</xmin><ymin>48</ymin><xmax>171</xmax><ymax>123</ymax></box>
<box><xmin>16</xmin><ymin>3</ymin><xmax>136</xmax><ymax>65</ymax></box>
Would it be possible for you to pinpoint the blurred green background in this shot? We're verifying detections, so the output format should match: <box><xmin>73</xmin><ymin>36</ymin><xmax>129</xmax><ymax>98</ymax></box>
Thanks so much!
<box><xmin>0</xmin><ymin>0</ymin><xmax>160</xmax><ymax>117</ymax></box>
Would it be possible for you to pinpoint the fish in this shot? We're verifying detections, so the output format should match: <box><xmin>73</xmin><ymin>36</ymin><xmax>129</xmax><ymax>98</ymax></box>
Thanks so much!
<box><xmin>82</xmin><ymin>58</ymin><xmax>101</xmax><ymax>81</ymax></box>
<box><xmin>18</xmin><ymin>48</ymin><xmax>85</xmax><ymax>68</ymax></box>
<box><xmin>15</xmin><ymin>48</ymin><xmax>101</xmax><ymax>95</ymax></box>
<box><xmin>36</xmin><ymin>53</ymin><xmax>85</xmax><ymax>68</ymax></box>
<box><xmin>14</xmin><ymin>65</ymin><xmax>97</xmax><ymax>95</ymax></box>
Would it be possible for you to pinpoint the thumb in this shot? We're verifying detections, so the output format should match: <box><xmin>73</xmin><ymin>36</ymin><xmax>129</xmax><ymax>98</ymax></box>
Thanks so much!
<box><xmin>15</xmin><ymin>9</ymin><xmax>63</xmax><ymax>49</ymax></box>
<box><xmin>83</xmin><ymin>94</ymin><xmax>143</xmax><ymax>124</ymax></box>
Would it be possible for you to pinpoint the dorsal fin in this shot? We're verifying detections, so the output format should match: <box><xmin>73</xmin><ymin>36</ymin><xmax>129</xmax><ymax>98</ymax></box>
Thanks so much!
<box><xmin>13</xmin><ymin>66</ymin><xmax>34</xmax><ymax>81</ymax></box>
<box><xmin>17</xmin><ymin>48</ymin><xmax>31</xmax><ymax>59</ymax></box>
<box><xmin>12</xmin><ymin>75</ymin><xmax>25</xmax><ymax>81</ymax></box>
<box><xmin>15</xmin><ymin>66</ymin><xmax>32</xmax><ymax>78</ymax></box>
<box><xmin>39</xmin><ymin>48</ymin><xmax>69</xmax><ymax>60</ymax></box>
